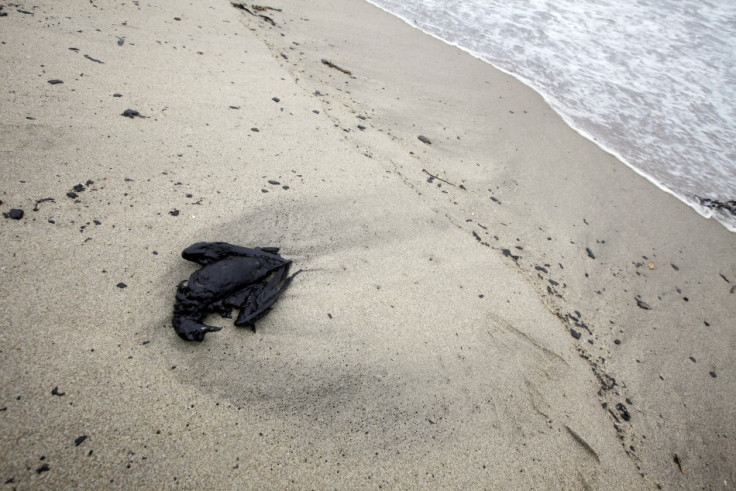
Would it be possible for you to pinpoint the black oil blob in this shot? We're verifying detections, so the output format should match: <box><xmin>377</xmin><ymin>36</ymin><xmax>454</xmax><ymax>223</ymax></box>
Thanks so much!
<box><xmin>172</xmin><ymin>242</ymin><xmax>299</xmax><ymax>342</ymax></box>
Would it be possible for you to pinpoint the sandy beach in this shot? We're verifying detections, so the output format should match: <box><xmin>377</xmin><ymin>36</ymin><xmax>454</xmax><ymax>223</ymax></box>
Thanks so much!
<box><xmin>1</xmin><ymin>0</ymin><xmax>735</xmax><ymax>488</ymax></box>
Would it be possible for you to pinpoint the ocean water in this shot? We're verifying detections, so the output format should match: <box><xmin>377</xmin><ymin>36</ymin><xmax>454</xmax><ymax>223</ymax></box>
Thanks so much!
<box><xmin>365</xmin><ymin>0</ymin><xmax>736</xmax><ymax>232</ymax></box>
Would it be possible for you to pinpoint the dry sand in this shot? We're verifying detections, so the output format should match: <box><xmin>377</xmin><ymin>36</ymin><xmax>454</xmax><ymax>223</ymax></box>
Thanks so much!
<box><xmin>1</xmin><ymin>0</ymin><xmax>735</xmax><ymax>488</ymax></box>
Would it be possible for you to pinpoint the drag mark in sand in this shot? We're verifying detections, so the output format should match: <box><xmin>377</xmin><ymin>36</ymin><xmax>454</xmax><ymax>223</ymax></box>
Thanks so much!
<box><xmin>565</xmin><ymin>425</ymin><xmax>600</xmax><ymax>462</ymax></box>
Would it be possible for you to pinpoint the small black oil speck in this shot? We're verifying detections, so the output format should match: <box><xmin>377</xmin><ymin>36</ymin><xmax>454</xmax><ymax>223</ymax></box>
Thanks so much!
<box><xmin>117</xmin><ymin>282</ymin><xmax>127</xmax><ymax>289</ymax></box>
<box><xmin>3</xmin><ymin>209</ymin><xmax>24</xmax><ymax>220</ymax></box>
<box><xmin>616</xmin><ymin>403</ymin><xmax>631</xmax><ymax>421</ymax></box>
<box><xmin>636</xmin><ymin>298</ymin><xmax>651</xmax><ymax>310</ymax></box>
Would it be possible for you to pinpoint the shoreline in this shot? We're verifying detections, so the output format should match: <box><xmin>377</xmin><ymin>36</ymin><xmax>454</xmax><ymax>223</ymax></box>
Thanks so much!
<box><xmin>1</xmin><ymin>0</ymin><xmax>734</xmax><ymax>488</ymax></box>
<box><xmin>365</xmin><ymin>0</ymin><xmax>736</xmax><ymax>234</ymax></box>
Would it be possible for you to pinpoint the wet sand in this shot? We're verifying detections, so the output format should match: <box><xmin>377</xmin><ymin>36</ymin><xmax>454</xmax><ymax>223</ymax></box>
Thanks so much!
<box><xmin>1</xmin><ymin>0</ymin><xmax>734</xmax><ymax>488</ymax></box>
